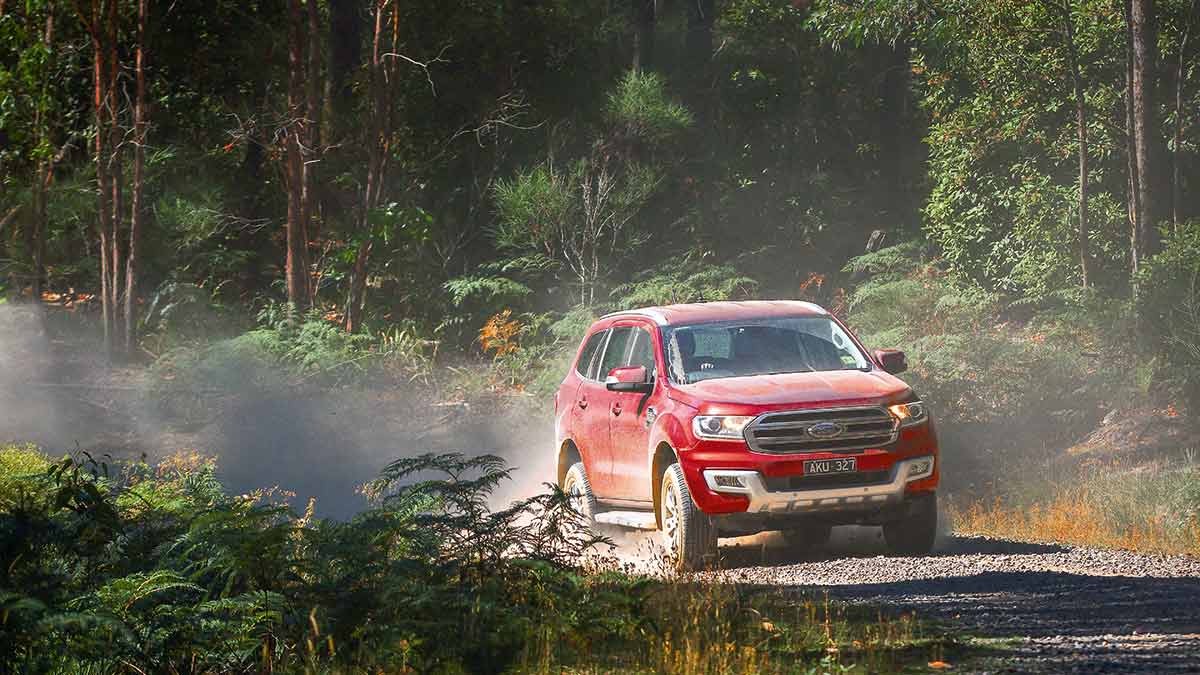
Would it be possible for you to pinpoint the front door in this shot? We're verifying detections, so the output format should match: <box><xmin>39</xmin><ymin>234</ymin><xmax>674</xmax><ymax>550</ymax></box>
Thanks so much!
<box><xmin>607</xmin><ymin>323</ymin><xmax>659</xmax><ymax>502</ymax></box>
<box><xmin>587</xmin><ymin>326</ymin><xmax>636</xmax><ymax>497</ymax></box>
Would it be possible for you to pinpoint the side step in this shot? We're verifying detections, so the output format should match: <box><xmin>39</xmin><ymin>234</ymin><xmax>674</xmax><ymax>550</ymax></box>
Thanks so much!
<box><xmin>594</xmin><ymin>510</ymin><xmax>658</xmax><ymax>530</ymax></box>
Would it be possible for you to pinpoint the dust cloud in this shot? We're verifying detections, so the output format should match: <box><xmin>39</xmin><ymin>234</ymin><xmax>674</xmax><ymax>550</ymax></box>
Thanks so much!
<box><xmin>0</xmin><ymin>305</ymin><xmax>559</xmax><ymax>520</ymax></box>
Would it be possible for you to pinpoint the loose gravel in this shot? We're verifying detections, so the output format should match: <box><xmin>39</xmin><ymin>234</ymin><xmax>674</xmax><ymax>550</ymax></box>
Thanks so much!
<box><xmin>705</xmin><ymin>529</ymin><xmax>1200</xmax><ymax>673</ymax></box>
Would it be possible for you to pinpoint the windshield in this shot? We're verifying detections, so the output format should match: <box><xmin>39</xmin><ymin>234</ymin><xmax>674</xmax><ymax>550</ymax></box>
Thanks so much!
<box><xmin>664</xmin><ymin>316</ymin><xmax>871</xmax><ymax>384</ymax></box>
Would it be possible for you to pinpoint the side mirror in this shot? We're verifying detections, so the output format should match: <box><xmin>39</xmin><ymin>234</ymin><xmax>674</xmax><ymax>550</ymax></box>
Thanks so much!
<box><xmin>606</xmin><ymin>365</ymin><xmax>653</xmax><ymax>393</ymax></box>
<box><xmin>874</xmin><ymin>349</ymin><xmax>908</xmax><ymax>375</ymax></box>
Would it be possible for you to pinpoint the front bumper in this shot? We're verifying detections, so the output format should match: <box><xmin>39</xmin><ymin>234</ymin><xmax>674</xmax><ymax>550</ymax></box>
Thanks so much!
<box><xmin>700</xmin><ymin>455</ymin><xmax>935</xmax><ymax>514</ymax></box>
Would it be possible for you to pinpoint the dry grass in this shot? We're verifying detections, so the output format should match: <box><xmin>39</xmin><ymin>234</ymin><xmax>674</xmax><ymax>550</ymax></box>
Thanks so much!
<box><xmin>951</xmin><ymin>459</ymin><xmax>1200</xmax><ymax>558</ymax></box>
<box><xmin>521</xmin><ymin>581</ymin><xmax>951</xmax><ymax>674</ymax></box>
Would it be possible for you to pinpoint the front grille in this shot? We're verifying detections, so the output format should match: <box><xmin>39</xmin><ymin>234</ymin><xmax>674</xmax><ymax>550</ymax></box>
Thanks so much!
<box><xmin>744</xmin><ymin>406</ymin><xmax>898</xmax><ymax>454</ymax></box>
<box><xmin>763</xmin><ymin>470</ymin><xmax>891</xmax><ymax>492</ymax></box>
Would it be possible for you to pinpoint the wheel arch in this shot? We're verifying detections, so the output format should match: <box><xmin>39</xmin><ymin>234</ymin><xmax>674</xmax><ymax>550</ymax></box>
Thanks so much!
<box><xmin>557</xmin><ymin>439</ymin><xmax>583</xmax><ymax>487</ymax></box>
<box><xmin>651</xmin><ymin>442</ymin><xmax>678</xmax><ymax>529</ymax></box>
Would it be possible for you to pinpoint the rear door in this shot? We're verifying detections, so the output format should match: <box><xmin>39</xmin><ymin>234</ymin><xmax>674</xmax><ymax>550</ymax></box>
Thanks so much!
<box><xmin>607</xmin><ymin>322</ymin><xmax>662</xmax><ymax>502</ymax></box>
<box><xmin>570</xmin><ymin>328</ymin><xmax>613</xmax><ymax>494</ymax></box>
<box><xmin>588</xmin><ymin>326</ymin><xmax>636</xmax><ymax>496</ymax></box>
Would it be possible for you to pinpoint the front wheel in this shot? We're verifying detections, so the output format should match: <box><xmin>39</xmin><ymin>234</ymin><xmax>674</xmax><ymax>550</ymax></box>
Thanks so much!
<box><xmin>562</xmin><ymin>461</ymin><xmax>597</xmax><ymax>523</ymax></box>
<box><xmin>660</xmin><ymin>463</ymin><xmax>717</xmax><ymax>572</ymax></box>
<box><xmin>883</xmin><ymin>492</ymin><xmax>937</xmax><ymax>555</ymax></box>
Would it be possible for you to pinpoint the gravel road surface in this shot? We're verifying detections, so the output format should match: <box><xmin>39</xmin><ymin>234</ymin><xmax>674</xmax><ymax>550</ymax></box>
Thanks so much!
<box><xmin>708</xmin><ymin>529</ymin><xmax>1200</xmax><ymax>673</ymax></box>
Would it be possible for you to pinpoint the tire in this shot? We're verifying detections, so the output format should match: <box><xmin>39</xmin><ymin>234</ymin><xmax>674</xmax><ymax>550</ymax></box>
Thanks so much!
<box><xmin>883</xmin><ymin>492</ymin><xmax>938</xmax><ymax>556</ymax></box>
<box><xmin>781</xmin><ymin>523</ymin><xmax>833</xmax><ymax>551</ymax></box>
<box><xmin>562</xmin><ymin>461</ymin><xmax>598</xmax><ymax>523</ymax></box>
<box><xmin>660</xmin><ymin>463</ymin><xmax>717</xmax><ymax>572</ymax></box>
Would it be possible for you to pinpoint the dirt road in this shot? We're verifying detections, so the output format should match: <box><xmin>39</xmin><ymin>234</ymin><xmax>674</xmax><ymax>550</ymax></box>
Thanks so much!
<box><xmin>709</xmin><ymin>530</ymin><xmax>1200</xmax><ymax>673</ymax></box>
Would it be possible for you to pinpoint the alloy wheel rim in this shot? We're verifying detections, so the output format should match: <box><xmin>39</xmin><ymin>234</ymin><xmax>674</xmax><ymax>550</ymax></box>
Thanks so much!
<box><xmin>566</xmin><ymin>476</ymin><xmax>584</xmax><ymax>514</ymax></box>
<box><xmin>663</xmin><ymin>479</ymin><xmax>680</xmax><ymax>548</ymax></box>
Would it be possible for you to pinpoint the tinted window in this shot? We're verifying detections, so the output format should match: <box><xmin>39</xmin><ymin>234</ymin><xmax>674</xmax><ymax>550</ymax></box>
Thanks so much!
<box><xmin>597</xmin><ymin>327</ymin><xmax>635</xmax><ymax>379</ymax></box>
<box><xmin>575</xmin><ymin>330</ymin><xmax>607</xmax><ymax>379</ymax></box>
<box><xmin>692</xmin><ymin>328</ymin><xmax>731</xmax><ymax>359</ymax></box>
<box><xmin>665</xmin><ymin>316</ymin><xmax>870</xmax><ymax>384</ymax></box>
<box><xmin>627</xmin><ymin>328</ymin><xmax>657</xmax><ymax>376</ymax></box>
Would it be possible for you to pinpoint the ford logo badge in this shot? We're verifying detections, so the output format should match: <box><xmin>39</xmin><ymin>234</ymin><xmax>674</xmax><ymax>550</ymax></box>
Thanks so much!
<box><xmin>807</xmin><ymin>422</ymin><xmax>844</xmax><ymax>439</ymax></box>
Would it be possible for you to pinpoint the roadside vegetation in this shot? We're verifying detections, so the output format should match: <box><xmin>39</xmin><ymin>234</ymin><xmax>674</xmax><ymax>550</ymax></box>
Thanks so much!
<box><xmin>953</xmin><ymin>460</ymin><xmax>1200</xmax><ymax>557</ymax></box>
<box><xmin>0</xmin><ymin>443</ymin><xmax>958</xmax><ymax>674</ymax></box>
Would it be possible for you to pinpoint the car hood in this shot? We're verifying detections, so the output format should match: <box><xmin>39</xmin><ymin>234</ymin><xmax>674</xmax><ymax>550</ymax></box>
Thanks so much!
<box><xmin>668</xmin><ymin>369</ymin><xmax>911</xmax><ymax>411</ymax></box>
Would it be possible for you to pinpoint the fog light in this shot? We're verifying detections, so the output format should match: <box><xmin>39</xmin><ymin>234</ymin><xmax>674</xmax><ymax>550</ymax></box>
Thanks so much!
<box><xmin>703</xmin><ymin>469</ymin><xmax>758</xmax><ymax>494</ymax></box>
<box><xmin>906</xmin><ymin>457</ymin><xmax>934</xmax><ymax>481</ymax></box>
<box><xmin>713</xmin><ymin>474</ymin><xmax>746</xmax><ymax>489</ymax></box>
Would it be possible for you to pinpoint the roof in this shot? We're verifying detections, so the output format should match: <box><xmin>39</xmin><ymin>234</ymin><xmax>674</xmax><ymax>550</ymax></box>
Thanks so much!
<box><xmin>601</xmin><ymin>300</ymin><xmax>828</xmax><ymax>327</ymax></box>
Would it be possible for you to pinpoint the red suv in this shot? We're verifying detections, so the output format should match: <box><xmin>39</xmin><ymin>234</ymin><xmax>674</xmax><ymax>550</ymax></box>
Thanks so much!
<box><xmin>554</xmin><ymin>301</ymin><xmax>939</xmax><ymax>569</ymax></box>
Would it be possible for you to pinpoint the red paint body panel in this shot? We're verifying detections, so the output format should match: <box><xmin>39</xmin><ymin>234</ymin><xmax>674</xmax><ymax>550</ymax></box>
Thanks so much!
<box><xmin>554</xmin><ymin>301</ymin><xmax>940</xmax><ymax>520</ymax></box>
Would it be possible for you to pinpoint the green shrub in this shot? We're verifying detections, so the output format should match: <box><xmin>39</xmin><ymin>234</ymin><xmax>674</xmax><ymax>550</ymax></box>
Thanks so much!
<box><xmin>0</xmin><ymin>444</ymin><xmax>51</xmax><ymax>509</ymax></box>
<box><xmin>1140</xmin><ymin>221</ymin><xmax>1200</xmax><ymax>408</ymax></box>
<box><xmin>844</xmin><ymin>243</ymin><xmax>1120</xmax><ymax>488</ymax></box>
<box><xmin>611</xmin><ymin>253</ymin><xmax>759</xmax><ymax>309</ymax></box>
<box><xmin>605</xmin><ymin>69</ymin><xmax>694</xmax><ymax>144</ymax></box>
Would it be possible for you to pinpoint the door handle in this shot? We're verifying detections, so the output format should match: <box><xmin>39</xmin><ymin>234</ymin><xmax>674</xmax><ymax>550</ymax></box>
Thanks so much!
<box><xmin>611</xmin><ymin>402</ymin><xmax>622</xmax><ymax>416</ymax></box>
<box><xmin>578</xmin><ymin>398</ymin><xmax>588</xmax><ymax>409</ymax></box>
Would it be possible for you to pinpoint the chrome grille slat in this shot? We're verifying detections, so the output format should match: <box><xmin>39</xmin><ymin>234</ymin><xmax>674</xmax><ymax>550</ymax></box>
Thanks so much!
<box><xmin>744</xmin><ymin>406</ymin><xmax>898</xmax><ymax>454</ymax></box>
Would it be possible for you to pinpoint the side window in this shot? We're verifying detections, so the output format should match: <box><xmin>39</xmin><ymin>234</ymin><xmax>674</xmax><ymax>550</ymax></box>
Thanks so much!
<box><xmin>597</xmin><ymin>327</ymin><xmax>635</xmax><ymax>379</ymax></box>
<box><xmin>575</xmin><ymin>330</ymin><xmax>607</xmax><ymax>379</ymax></box>
<box><xmin>627</xmin><ymin>328</ymin><xmax>657</xmax><ymax>376</ymax></box>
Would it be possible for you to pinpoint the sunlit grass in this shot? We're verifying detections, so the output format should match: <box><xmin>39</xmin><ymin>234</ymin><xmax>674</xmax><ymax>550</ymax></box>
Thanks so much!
<box><xmin>952</xmin><ymin>459</ymin><xmax>1200</xmax><ymax>557</ymax></box>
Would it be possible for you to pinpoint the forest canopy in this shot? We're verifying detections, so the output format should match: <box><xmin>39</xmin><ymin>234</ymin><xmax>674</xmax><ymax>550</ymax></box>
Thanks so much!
<box><xmin>0</xmin><ymin>0</ymin><xmax>1198</xmax><ymax>386</ymax></box>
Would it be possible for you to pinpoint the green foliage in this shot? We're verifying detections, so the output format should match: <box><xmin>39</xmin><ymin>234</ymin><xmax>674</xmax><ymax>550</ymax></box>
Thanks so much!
<box><xmin>605</xmin><ymin>70</ymin><xmax>694</xmax><ymax>144</ymax></box>
<box><xmin>493</xmin><ymin>157</ymin><xmax>662</xmax><ymax>305</ymax></box>
<box><xmin>0</xmin><ymin>445</ymin><xmax>949</xmax><ymax>673</ymax></box>
<box><xmin>0</xmin><ymin>448</ymin><xmax>611</xmax><ymax>673</ymax></box>
<box><xmin>844</xmin><ymin>244</ymin><xmax>1116</xmax><ymax>488</ymax></box>
<box><xmin>611</xmin><ymin>254</ymin><xmax>760</xmax><ymax>308</ymax></box>
<box><xmin>0</xmin><ymin>443</ymin><xmax>52</xmax><ymax>509</ymax></box>
<box><xmin>1140</xmin><ymin>221</ymin><xmax>1200</xmax><ymax>406</ymax></box>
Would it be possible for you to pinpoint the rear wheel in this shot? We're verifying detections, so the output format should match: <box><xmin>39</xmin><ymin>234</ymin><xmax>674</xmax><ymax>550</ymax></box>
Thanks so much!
<box><xmin>781</xmin><ymin>523</ymin><xmax>833</xmax><ymax>551</ymax></box>
<box><xmin>562</xmin><ymin>462</ymin><xmax>597</xmax><ymax>523</ymax></box>
<box><xmin>660</xmin><ymin>463</ymin><xmax>717</xmax><ymax>571</ymax></box>
<box><xmin>883</xmin><ymin>492</ymin><xmax>937</xmax><ymax>555</ymax></box>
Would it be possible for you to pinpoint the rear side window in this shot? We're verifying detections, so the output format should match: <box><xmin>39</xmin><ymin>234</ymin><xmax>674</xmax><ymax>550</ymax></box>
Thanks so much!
<box><xmin>596</xmin><ymin>327</ymin><xmax>635</xmax><ymax>380</ymax></box>
<box><xmin>575</xmin><ymin>330</ymin><xmax>607</xmax><ymax>379</ymax></box>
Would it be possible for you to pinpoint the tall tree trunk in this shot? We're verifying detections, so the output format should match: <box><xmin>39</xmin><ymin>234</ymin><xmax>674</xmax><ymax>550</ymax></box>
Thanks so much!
<box><xmin>29</xmin><ymin>8</ymin><xmax>55</xmax><ymax>302</ymax></box>
<box><xmin>1173</xmin><ymin>0</ymin><xmax>1196</xmax><ymax>230</ymax></box>
<box><xmin>90</xmin><ymin>0</ymin><xmax>114</xmax><ymax>352</ymax></box>
<box><xmin>344</xmin><ymin>0</ymin><xmax>387</xmax><ymax>333</ymax></box>
<box><xmin>1125</xmin><ymin>0</ymin><xmax>1144</xmax><ymax>300</ymax></box>
<box><xmin>124</xmin><ymin>0</ymin><xmax>146</xmax><ymax>356</ymax></box>
<box><xmin>302</xmin><ymin>0</ymin><xmax>322</xmax><ymax>271</ymax></box>
<box><xmin>31</xmin><ymin>163</ymin><xmax>46</xmax><ymax>300</ymax></box>
<box><xmin>106</xmin><ymin>0</ymin><xmax>124</xmax><ymax>350</ymax></box>
<box><xmin>285</xmin><ymin>0</ymin><xmax>310</xmax><ymax>310</ymax></box>
<box><xmin>631</xmin><ymin>0</ymin><xmax>655</xmax><ymax>72</ymax></box>
<box><xmin>1131</xmin><ymin>0</ymin><xmax>1161</xmax><ymax>255</ymax></box>
<box><xmin>0</xmin><ymin>206</ymin><xmax>19</xmax><ymax>300</ymax></box>
<box><xmin>1063</xmin><ymin>5</ymin><xmax>1091</xmax><ymax>289</ymax></box>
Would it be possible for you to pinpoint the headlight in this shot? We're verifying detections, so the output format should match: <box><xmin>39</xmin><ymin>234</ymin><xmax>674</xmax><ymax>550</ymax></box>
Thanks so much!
<box><xmin>692</xmin><ymin>415</ymin><xmax>754</xmax><ymax>440</ymax></box>
<box><xmin>888</xmin><ymin>401</ymin><xmax>928</xmax><ymax>426</ymax></box>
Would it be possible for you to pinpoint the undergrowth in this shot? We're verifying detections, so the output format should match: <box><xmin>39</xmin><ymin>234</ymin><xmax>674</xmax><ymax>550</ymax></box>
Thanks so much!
<box><xmin>0</xmin><ymin>443</ymin><xmax>956</xmax><ymax>674</ymax></box>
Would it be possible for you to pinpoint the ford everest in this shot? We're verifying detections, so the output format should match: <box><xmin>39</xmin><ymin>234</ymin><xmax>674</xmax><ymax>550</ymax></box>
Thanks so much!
<box><xmin>554</xmin><ymin>301</ymin><xmax>939</xmax><ymax>570</ymax></box>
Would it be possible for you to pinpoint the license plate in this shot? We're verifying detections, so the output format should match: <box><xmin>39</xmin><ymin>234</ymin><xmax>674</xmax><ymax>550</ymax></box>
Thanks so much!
<box><xmin>804</xmin><ymin>457</ymin><xmax>857</xmax><ymax>475</ymax></box>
